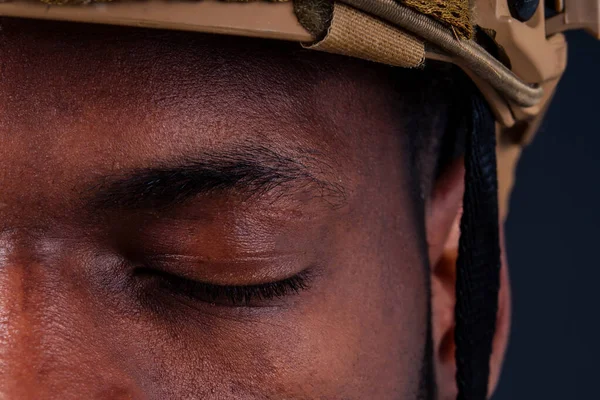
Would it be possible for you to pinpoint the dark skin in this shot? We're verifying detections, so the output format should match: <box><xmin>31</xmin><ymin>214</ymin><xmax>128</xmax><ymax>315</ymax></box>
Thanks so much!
<box><xmin>0</xmin><ymin>19</ymin><xmax>511</xmax><ymax>399</ymax></box>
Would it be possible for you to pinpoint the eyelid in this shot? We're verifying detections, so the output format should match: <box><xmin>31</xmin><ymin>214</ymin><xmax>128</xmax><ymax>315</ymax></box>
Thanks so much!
<box><xmin>137</xmin><ymin>252</ymin><xmax>311</xmax><ymax>287</ymax></box>
<box><xmin>137</xmin><ymin>267</ymin><xmax>313</xmax><ymax>307</ymax></box>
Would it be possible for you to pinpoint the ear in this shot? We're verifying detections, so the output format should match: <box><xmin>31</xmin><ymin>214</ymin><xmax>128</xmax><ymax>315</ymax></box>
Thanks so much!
<box><xmin>426</xmin><ymin>158</ymin><xmax>512</xmax><ymax>400</ymax></box>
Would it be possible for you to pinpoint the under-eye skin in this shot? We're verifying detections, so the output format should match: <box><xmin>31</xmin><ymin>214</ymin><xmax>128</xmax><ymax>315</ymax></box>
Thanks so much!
<box><xmin>135</xmin><ymin>267</ymin><xmax>313</xmax><ymax>308</ymax></box>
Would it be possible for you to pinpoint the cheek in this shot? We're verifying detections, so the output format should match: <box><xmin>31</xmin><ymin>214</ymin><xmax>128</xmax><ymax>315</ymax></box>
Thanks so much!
<box><xmin>107</xmin><ymin>227</ymin><xmax>429</xmax><ymax>399</ymax></box>
<box><xmin>109</xmin><ymin>275</ymin><xmax>427</xmax><ymax>400</ymax></box>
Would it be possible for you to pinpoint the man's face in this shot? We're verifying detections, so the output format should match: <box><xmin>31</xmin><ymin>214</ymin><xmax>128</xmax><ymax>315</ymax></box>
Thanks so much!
<box><xmin>0</xmin><ymin>20</ymin><xmax>432</xmax><ymax>399</ymax></box>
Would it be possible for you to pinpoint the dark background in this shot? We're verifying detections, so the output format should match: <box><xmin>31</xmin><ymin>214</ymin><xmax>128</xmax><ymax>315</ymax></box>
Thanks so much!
<box><xmin>494</xmin><ymin>31</ymin><xmax>600</xmax><ymax>400</ymax></box>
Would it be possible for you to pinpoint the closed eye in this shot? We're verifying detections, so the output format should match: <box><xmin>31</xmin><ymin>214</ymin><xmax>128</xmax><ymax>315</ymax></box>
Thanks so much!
<box><xmin>135</xmin><ymin>267</ymin><xmax>312</xmax><ymax>307</ymax></box>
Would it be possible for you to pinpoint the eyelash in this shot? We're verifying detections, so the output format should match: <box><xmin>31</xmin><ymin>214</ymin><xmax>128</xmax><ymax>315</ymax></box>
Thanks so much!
<box><xmin>138</xmin><ymin>268</ymin><xmax>311</xmax><ymax>307</ymax></box>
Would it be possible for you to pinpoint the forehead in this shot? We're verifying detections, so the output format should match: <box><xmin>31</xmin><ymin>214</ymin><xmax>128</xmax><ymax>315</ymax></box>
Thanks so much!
<box><xmin>0</xmin><ymin>19</ymin><xmax>414</xmax><ymax>224</ymax></box>
<box><xmin>0</xmin><ymin>18</ymin><xmax>405</xmax><ymax>154</ymax></box>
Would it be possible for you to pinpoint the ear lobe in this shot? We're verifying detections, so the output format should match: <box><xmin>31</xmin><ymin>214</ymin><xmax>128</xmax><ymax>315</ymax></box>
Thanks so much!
<box><xmin>430</xmin><ymin>214</ymin><xmax>461</xmax><ymax>400</ymax></box>
<box><xmin>426</xmin><ymin>158</ymin><xmax>512</xmax><ymax>400</ymax></box>
<box><xmin>425</xmin><ymin>159</ymin><xmax>464</xmax><ymax>400</ymax></box>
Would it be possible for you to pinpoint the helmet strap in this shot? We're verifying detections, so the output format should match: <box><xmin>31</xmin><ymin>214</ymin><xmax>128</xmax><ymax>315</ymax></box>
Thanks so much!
<box><xmin>455</xmin><ymin>91</ymin><xmax>501</xmax><ymax>400</ymax></box>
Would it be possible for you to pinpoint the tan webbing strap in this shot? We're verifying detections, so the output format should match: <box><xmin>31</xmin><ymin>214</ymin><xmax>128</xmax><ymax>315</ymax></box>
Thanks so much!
<box><xmin>306</xmin><ymin>3</ymin><xmax>425</xmax><ymax>68</ymax></box>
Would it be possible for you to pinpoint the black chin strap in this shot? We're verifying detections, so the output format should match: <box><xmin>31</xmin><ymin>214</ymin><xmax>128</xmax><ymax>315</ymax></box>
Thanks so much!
<box><xmin>455</xmin><ymin>94</ymin><xmax>502</xmax><ymax>400</ymax></box>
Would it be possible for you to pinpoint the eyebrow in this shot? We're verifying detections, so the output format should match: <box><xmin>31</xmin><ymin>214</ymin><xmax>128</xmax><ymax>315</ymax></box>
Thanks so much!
<box><xmin>87</xmin><ymin>145</ymin><xmax>345</xmax><ymax>211</ymax></box>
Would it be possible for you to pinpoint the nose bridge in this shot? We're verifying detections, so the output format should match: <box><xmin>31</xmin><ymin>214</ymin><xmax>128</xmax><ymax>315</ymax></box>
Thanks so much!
<box><xmin>0</xmin><ymin>237</ymin><xmax>44</xmax><ymax>396</ymax></box>
<box><xmin>0</xmin><ymin>234</ymin><xmax>85</xmax><ymax>397</ymax></box>
<box><xmin>0</xmin><ymin>234</ymin><xmax>146</xmax><ymax>399</ymax></box>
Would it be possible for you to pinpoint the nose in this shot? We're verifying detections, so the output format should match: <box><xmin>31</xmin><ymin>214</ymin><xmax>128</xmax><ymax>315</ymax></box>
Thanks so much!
<box><xmin>0</xmin><ymin>246</ymin><xmax>62</xmax><ymax>398</ymax></box>
<box><xmin>0</xmin><ymin>239</ymin><xmax>142</xmax><ymax>399</ymax></box>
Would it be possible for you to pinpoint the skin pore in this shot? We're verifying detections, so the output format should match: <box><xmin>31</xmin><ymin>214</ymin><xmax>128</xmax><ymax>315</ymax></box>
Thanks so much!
<box><xmin>0</xmin><ymin>19</ymin><xmax>510</xmax><ymax>400</ymax></box>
